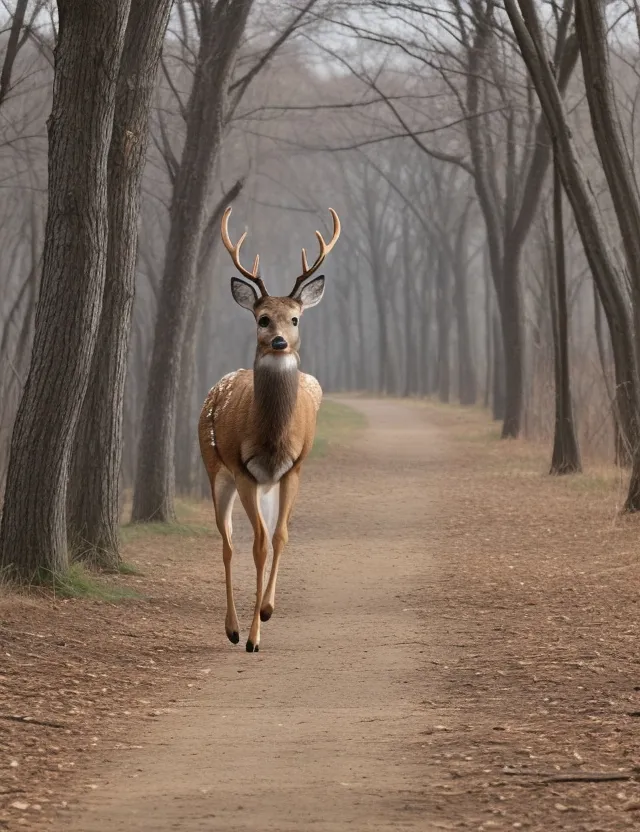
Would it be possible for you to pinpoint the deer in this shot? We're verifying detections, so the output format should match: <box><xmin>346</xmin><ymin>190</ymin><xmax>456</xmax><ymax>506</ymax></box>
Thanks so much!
<box><xmin>198</xmin><ymin>206</ymin><xmax>341</xmax><ymax>652</ymax></box>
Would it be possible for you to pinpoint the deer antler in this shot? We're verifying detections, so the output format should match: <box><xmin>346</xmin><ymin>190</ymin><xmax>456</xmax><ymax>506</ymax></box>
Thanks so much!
<box><xmin>221</xmin><ymin>207</ymin><xmax>269</xmax><ymax>297</ymax></box>
<box><xmin>288</xmin><ymin>208</ymin><xmax>341</xmax><ymax>298</ymax></box>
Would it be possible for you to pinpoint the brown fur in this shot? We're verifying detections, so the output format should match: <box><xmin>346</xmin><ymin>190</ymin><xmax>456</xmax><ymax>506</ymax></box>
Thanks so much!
<box><xmin>205</xmin><ymin>206</ymin><xmax>338</xmax><ymax>651</ymax></box>
<box><xmin>197</xmin><ymin>295</ymin><xmax>322</xmax><ymax>652</ymax></box>
<box><xmin>198</xmin><ymin>297</ymin><xmax>321</xmax><ymax>484</ymax></box>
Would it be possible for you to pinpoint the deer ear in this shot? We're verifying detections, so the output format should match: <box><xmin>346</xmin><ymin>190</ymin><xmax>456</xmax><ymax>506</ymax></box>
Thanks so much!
<box><xmin>295</xmin><ymin>275</ymin><xmax>325</xmax><ymax>309</ymax></box>
<box><xmin>230</xmin><ymin>277</ymin><xmax>258</xmax><ymax>311</ymax></box>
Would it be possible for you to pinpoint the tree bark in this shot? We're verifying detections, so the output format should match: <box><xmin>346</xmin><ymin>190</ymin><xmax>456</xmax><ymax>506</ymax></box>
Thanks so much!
<box><xmin>132</xmin><ymin>0</ymin><xmax>253</xmax><ymax>522</ymax></box>
<box><xmin>548</xmin><ymin>152</ymin><xmax>581</xmax><ymax>474</ymax></box>
<box><xmin>0</xmin><ymin>1</ymin><xmax>131</xmax><ymax>581</ymax></box>
<box><xmin>67</xmin><ymin>0</ymin><xmax>172</xmax><ymax>567</ymax></box>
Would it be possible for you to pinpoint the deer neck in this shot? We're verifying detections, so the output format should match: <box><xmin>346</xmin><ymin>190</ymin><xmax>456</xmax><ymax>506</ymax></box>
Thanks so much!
<box><xmin>253</xmin><ymin>351</ymin><xmax>300</xmax><ymax>444</ymax></box>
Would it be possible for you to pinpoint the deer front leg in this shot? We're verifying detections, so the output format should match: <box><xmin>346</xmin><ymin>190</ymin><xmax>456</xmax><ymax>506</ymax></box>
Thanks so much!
<box><xmin>235</xmin><ymin>476</ymin><xmax>269</xmax><ymax>653</ymax></box>
<box><xmin>261</xmin><ymin>468</ymin><xmax>300</xmax><ymax>622</ymax></box>
<box><xmin>212</xmin><ymin>470</ymin><xmax>240</xmax><ymax>645</ymax></box>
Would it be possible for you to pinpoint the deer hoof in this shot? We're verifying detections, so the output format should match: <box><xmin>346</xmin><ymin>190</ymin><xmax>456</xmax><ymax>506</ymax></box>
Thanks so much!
<box><xmin>260</xmin><ymin>607</ymin><xmax>273</xmax><ymax>622</ymax></box>
<box><xmin>246</xmin><ymin>639</ymin><xmax>259</xmax><ymax>653</ymax></box>
<box><xmin>226</xmin><ymin>629</ymin><xmax>240</xmax><ymax>645</ymax></box>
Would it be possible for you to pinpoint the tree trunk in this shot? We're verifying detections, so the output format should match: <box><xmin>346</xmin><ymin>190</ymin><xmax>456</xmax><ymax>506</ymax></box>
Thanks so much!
<box><xmin>174</xmin><ymin>183</ymin><xmax>242</xmax><ymax>495</ymax></box>
<box><xmin>483</xmin><ymin>246</ymin><xmax>492</xmax><ymax>409</ymax></box>
<box><xmin>371</xmin><ymin>272</ymin><xmax>388</xmax><ymax>393</ymax></box>
<box><xmin>452</xmin><ymin>220</ymin><xmax>477</xmax><ymax>405</ymax></box>
<box><xmin>506</xmin><ymin>0</ymin><xmax>640</xmax><ymax>510</ymax></box>
<box><xmin>548</xmin><ymin>152</ymin><xmax>581</xmax><ymax>474</ymax></box>
<box><xmin>419</xmin><ymin>261</ymin><xmax>432</xmax><ymax>396</ymax></box>
<box><xmin>497</xmin><ymin>254</ymin><xmax>523</xmax><ymax>436</ymax></box>
<box><xmin>0</xmin><ymin>0</ymin><xmax>30</xmax><ymax>108</ymax></box>
<box><xmin>68</xmin><ymin>0</ymin><xmax>172</xmax><ymax>567</ymax></box>
<box><xmin>576</xmin><ymin>0</ymin><xmax>640</xmax><ymax>370</ymax></box>
<box><xmin>465</xmin><ymin>5</ymin><xmax>578</xmax><ymax>438</ymax></box>
<box><xmin>131</xmin><ymin>0</ymin><xmax>253</xmax><ymax>522</ymax></box>
<box><xmin>354</xmin><ymin>276</ymin><xmax>367</xmax><ymax>390</ymax></box>
<box><xmin>337</xmin><ymin>284</ymin><xmax>354</xmax><ymax>392</ymax></box>
<box><xmin>402</xmin><ymin>213</ymin><xmax>417</xmax><ymax>397</ymax></box>
<box><xmin>0</xmin><ymin>1</ymin><xmax>130</xmax><ymax>581</ymax></box>
<box><xmin>492</xmin><ymin>312</ymin><xmax>505</xmax><ymax>421</ymax></box>
<box><xmin>436</xmin><ymin>251</ymin><xmax>450</xmax><ymax>403</ymax></box>
<box><xmin>593</xmin><ymin>281</ymin><xmax>623</xmax><ymax>465</ymax></box>
<box><xmin>175</xmin><ymin>319</ymin><xmax>197</xmax><ymax>496</ymax></box>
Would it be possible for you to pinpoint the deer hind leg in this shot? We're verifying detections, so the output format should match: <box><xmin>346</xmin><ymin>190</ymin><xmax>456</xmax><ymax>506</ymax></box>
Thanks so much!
<box><xmin>213</xmin><ymin>469</ymin><xmax>240</xmax><ymax>645</ymax></box>
<box><xmin>261</xmin><ymin>469</ymin><xmax>300</xmax><ymax>623</ymax></box>
<box><xmin>235</xmin><ymin>476</ymin><xmax>269</xmax><ymax>653</ymax></box>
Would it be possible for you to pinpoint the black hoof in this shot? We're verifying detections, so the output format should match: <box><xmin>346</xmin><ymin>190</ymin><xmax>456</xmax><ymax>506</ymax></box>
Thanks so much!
<box><xmin>246</xmin><ymin>640</ymin><xmax>259</xmax><ymax>653</ymax></box>
<box><xmin>260</xmin><ymin>609</ymin><xmax>272</xmax><ymax>622</ymax></box>
<box><xmin>226</xmin><ymin>629</ymin><xmax>240</xmax><ymax>645</ymax></box>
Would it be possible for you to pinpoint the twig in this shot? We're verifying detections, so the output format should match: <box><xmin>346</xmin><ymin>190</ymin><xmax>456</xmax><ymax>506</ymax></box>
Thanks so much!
<box><xmin>544</xmin><ymin>773</ymin><xmax>634</xmax><ymax>784</ymax></box>
<box><xmin>0</xmin><ymin>714</ymin><xmax>67</xmax><ymax>729</ymax></box>
<box><xmin>502</xmin><ymin>769</ymin><xmax>635</xmax><ymax>783</ymax></box>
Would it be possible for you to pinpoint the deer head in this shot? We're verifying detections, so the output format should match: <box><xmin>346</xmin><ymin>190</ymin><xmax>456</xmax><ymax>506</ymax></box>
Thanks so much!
<box><xmin>220</xmin><ymin>207</ymin><xmax>341</xmax><ymax>361</ymax></box>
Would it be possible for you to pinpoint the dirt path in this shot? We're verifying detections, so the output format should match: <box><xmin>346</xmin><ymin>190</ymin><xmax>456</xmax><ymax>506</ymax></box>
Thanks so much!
<box><xmin>64</xmin><ymin>399</ymin><xmax>446</xmax><ymax>831</ymax></box>
<box><xmin>5</xmin><ymin>398</ymin><xmax>640</xmax><ymax>830</ymax></box>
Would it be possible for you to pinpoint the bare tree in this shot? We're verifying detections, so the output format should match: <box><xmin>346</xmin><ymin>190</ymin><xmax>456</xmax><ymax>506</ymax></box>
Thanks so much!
<box><xmin>67</xmin><ymin>0</ymin><xmax>173</xmax><ymax>568</ymax></box>
<box><xmin>132</xmin><ymin>0</ymin><xmax>327</xmax><ymax>522</ymax></box>
<box><xmin>174</xmin><ymin>177</ymin><xmax>244</xmax><ymax>495</ymax></box>
<box><xmin>131</xmin><ymin>0</ymin><xmax>255</xmax><ymax>523</ymax></box>
<box><xmin>504</xmin><ymin>0</ymin><xmax>640</xmax><ymax>509</ymax></box>
<box><xmin>575</xmin><ymin>0</ymin><xmax>640</xmax><ymax>368</ymax></box>
<box><xmin>0</xmin><ymin>1</ymin><xmax>131</xmax><ymax>581</ymax></box>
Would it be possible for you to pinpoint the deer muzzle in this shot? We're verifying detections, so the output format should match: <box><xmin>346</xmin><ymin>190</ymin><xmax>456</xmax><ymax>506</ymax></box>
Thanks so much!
<box><xmin>271</xmin><ymin>336</ymin><xmax>288</xmax><ymax>351</ymax></box>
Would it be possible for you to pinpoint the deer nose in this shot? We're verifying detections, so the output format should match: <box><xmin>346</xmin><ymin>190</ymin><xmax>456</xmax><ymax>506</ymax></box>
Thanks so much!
<box><xmin>271</xmin><ymin>336</ymin><xmax>288</xmax><ymax>351</ymax></box>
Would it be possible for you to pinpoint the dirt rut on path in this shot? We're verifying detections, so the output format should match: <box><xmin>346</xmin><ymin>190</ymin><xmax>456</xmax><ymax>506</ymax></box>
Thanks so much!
<box><xmin>63</xmin><ymin>400</ymin><xmax>446</xmax><ymax>831</ymax></box>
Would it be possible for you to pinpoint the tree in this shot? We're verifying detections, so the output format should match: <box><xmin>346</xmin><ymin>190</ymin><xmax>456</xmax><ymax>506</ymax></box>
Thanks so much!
<box><xmin>67</xmin><ymin>0</ymin><xmax>173</xmax><ymax>568</ymax></box>
<box><xmin>548</xmin><ymin>151</ymin><xmax>581</xmax><ymax>474</ymax></box>
<box><xmin>131</xmin><ymin>0</ymin><xmax>255</xmax><ymax>522</ymax></box>
<box><xmin>347</xmin><ymin>0</ymin><xmax>578</xmax><ymax>433</ymax></box>
<box><xmin>174</xmin><ymin>178</ymin><xmax>244</xmax><ymax>496</ymax></box>
<box><xmin>575</xmin><ymin>0</ymin><xmax>640</xmax><ymax>370</ymax></box>
<box><xmin>504</xmin><ymin>0</ymin><xmax>640</xmax><ymax>509</ymax></box>
<box><xmin>461</xmin><ymin>0</ymin><xmax>578</xmax><ymax>437</ymax></box>
<box><xmin>0</xmin><ymin>1</ymin><xmax>131</xmax><ymax>581</ymax></box>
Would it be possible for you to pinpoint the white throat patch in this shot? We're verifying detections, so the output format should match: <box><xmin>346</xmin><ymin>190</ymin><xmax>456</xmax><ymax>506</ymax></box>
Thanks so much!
<box><xmin>258</xmin><ymin>353</ymin><xmax>298</xmax><ymax>372</ymax></box>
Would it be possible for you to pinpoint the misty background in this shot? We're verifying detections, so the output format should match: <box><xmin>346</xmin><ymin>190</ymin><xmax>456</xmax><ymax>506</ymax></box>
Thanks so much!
<box><xmin>0</xmin><ymin>0</ymin><xmax>633</xmax><ymax>507</ymax></box>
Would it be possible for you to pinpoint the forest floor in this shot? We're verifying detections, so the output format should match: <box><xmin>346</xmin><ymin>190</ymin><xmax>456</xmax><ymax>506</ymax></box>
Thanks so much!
<box><xmin>2</xmin><ymin>397</ymin><xmax>640</xmax><ymax>831</ymax></box>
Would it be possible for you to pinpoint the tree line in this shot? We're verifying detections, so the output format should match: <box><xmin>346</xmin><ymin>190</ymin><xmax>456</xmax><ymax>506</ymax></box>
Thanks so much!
<box><xmin>0</xmin><ymin>0</ymin><xmax>639</xmax><ymax>582</ymax></box>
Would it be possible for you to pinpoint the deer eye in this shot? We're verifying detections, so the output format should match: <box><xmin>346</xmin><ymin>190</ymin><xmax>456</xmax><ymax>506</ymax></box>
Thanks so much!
<box><xmin>258</xmin><ymin>315</ymin><xmax>270</xmax><ymax>328</ymax></box>
<box><xmin>292</xmin><ymin>317</ymin><xmax>299</xmax><ymax>326</ymax></box>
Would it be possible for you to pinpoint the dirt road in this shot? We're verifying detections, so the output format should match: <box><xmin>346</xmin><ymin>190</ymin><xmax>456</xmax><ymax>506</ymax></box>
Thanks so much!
<box><xmin>65</xmin><ymin>399</ymin><xmax>446</xmax><ymax>831</ymax></box>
